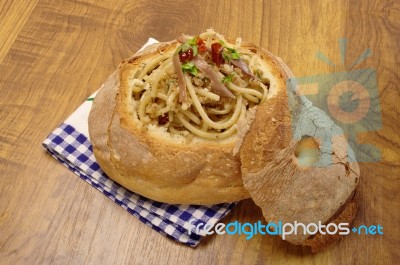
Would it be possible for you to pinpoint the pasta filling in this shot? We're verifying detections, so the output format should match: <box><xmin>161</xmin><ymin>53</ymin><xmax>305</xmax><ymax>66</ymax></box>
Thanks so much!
<box><xmin>128</xmin><ymin>30</ymin><xmax>273</xmax><ymax>141</ymax></box>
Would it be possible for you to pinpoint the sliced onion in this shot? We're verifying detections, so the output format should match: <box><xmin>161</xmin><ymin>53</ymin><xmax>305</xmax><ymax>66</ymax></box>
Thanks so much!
<box><xmin>192</xmin><ymin>56</ymin><xmax>235</xmax><ymax>99</ymax></box>
<box><xmin>231</xmin><ymin>59</ymin><xmax>255</xmax><ymax>78</ymax></box>
<box><xmin>172</xmin><ymin>53</ymin><xmax>187</xmax><ymax>102</ymax></box>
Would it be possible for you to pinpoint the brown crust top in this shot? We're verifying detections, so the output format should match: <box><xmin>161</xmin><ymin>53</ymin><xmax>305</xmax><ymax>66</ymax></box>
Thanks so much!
<box><xmin>239</xmin><ymin>53</ymin><xmax>360</xmax><ymax>248</ymax></box>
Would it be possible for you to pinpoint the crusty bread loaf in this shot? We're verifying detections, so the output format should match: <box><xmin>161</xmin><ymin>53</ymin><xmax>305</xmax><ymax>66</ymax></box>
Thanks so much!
<box><xmin>88</xmin><ymin>39</ymin><xmax>287</xmax><ymax>205</ymax></box>
<box><xmin>89</xmin><ymin>69</ymin><xmax>249</xmax><ymax>204</ymax></box>
<box><xmin>239</xmin><ymin>51</ymin><xmax>360</xmax><ymax>250</ymax></box>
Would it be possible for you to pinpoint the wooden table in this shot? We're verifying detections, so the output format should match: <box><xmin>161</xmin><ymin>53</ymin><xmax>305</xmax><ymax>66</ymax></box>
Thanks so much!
<box><xmin>1</xmin><ymin>0</ymin><xmax>399</xmax><ymax>264</ymax></box>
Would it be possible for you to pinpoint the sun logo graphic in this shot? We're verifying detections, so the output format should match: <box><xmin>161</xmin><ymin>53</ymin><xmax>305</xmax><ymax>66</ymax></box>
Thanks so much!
<box><xmin>288</xmin><ymin>38</ymin><xmax>382</xmax><ymax>163</ymax></box>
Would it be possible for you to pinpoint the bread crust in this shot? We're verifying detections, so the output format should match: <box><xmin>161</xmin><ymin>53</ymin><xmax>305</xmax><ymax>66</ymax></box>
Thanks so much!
<box><xmin>239</xmin><ymin>52</ymin><xmax>360</xmax><ymax>248</ymax></box>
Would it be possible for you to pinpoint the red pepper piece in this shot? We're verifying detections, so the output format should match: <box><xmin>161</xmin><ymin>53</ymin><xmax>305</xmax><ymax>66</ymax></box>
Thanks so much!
<box><xmin>196</xmin><ymin>37</ymin><xmax>207</xmax><ymax>53</ymax></box>
<box><xmin>158</xmin><ymin>113</ymin><xmax>169</xmax><ymax>125</ymax></box>
<box><xmin>211</xmin><ymin>42</ymin><xmax>224</xmax><ymax>66</ymax></box>
<box><xmin>179</xmin><ymin>48</ymin><xmax>194</xmax><ymax>63</ymax></box>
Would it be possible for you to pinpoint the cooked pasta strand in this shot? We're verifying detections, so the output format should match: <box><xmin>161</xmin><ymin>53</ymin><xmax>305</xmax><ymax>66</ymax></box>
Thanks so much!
<box><xmin>138</xmin><ymin>53</ymin><xmax>172</xmax><ymax>79</ymax></box>
<box><xmin>185</xmin><ymin>75</ymin><xmax>243</xmax><ymax>130</ymax></box>
<box><xmin>131</xmin><ymin>35</ymin><xmax>269</xmax><ymax>140</ymax></box>
<box><xmin>181</xmin><ymin>109</ymin><xmax>201</xmax><ymax>125</ymax></box>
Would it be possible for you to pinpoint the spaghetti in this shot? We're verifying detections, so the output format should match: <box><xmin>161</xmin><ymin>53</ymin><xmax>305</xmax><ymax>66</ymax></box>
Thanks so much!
<box><xmin>129</xmin><ymin>30</ymin><xmax>271</xmax><ymax>140</ymax></box>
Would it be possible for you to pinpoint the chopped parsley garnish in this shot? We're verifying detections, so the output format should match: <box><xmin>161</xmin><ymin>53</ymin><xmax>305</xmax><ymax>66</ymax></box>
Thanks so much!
<box><xmin>192</xmin><ymin>44</ymin><xmax>198</xmax><ymax>56</ymax></box>
<box><xmin>181</xmin><ymin>62</ymin><xmax>198</xmax><ymax>76</ymax></box>
<box><xmin>219</xmin><ymin>40</ymin><xmax>240</xmax><ymax>62</ymax></box>
<box><xmin>222</xmin><ymin>73</ymin><xmax>235</xmax><ymax>83</ymax></box>
<box><xmin>223</xmin><ymin>47</ymin><xmax>240</xmax><ymax>61</ymax></box>
<box><xmin>175</xmin><ymin>37</ymin><xmax>199</xmax><ymax>56</ymax></box>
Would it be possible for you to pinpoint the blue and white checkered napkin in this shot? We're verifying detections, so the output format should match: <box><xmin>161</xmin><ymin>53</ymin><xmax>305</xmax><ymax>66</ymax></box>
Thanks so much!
<box><xmin>42</xmin><ymin>39</ymin><xmax>236</xmax><ymax>247</ymax></box>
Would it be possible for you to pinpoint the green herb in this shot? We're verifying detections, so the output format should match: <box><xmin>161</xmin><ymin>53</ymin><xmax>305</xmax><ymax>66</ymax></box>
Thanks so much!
<box><xmin>87</xmin><ymin>97</ymin><xmax>95</xmax><ymax>101</ymax></box>
<box><xmin>181</xmin><ymin>62</ymin><xmax>198</xmax><ymax>76</ymax></box>
<box><xmin>222</xmin><ymin>46</ymin><xmax>240</xmax><ymax>61</ymax></box>
<box><xmin>192</xmin><ymin>44</ymin><xmax>198</xmax><ymax>56</ymax></box>
<box><xmin>175</xmin><ymin>37</ymin><xmax>198</xmax><ymax>56</ymax></box>
<box><xmin>181</xmin><ymin>43</ymin><xmax>190</xmax><ymax>52</ymax></box>
<box><xmin>187</xmin><ymin>37</ymin><xmax>197</xmax><ymax>45</ymax></box>
<box><xmin>227</xmin><ymin>47</ymin><xmax>240</xmax><ymax>59</ymax></box>
<box><xmin>219</xmin><ymin>40</ymin><xmax>240</xmax><ymax>61</ymax></box>
<box><xmin>222</xmin><ymin>73</ymin><xmax>235</xmax><ymax>83</ymax></box>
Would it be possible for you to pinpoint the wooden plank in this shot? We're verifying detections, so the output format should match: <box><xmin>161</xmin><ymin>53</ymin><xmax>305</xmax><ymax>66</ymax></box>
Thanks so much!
<box><xmin>0</xmin><ymin>0</ymin><xmax>39</xmax><ymax>65</ymax></box>
<box><xmin>0</xmin><ymin>0</ymin><xmax>398</xmax><ymax>264</ymax></box>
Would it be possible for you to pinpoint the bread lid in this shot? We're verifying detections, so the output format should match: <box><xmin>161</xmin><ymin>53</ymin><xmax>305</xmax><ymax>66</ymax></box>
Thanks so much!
<box><xmin>239</xmin><ymin>52</ymin><xmax>360</xmax><ymax>251</ymax></box>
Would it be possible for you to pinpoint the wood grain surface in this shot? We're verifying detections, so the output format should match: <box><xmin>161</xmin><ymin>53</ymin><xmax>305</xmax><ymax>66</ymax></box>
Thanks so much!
<box><xmin>0</xmin><ymin>0</ymin><xmax>399</xmax><ymax>264</ymax></box>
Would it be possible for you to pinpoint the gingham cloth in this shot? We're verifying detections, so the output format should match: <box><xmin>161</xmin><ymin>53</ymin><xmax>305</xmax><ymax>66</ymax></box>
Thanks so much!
<box><xmin>42</xmin><ymin>39</ymin><xmax>236</xmax><ymax>247</ymax></box>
